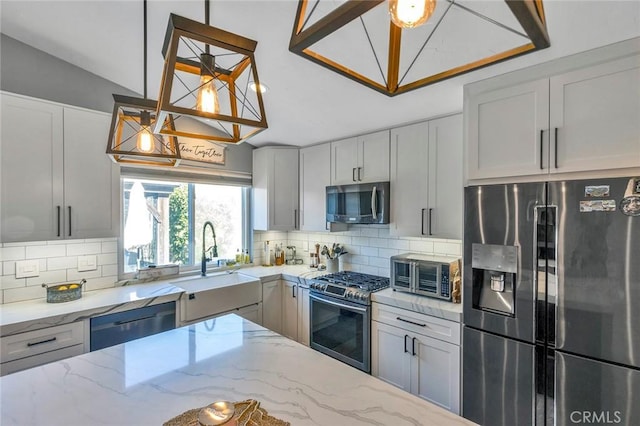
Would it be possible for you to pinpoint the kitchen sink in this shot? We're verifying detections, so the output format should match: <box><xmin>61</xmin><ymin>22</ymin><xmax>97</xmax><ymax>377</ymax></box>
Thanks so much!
<box><xmin>171</xmin><ymin>272</ymin><xmax>261</xmax><ymax>325</ymax></box>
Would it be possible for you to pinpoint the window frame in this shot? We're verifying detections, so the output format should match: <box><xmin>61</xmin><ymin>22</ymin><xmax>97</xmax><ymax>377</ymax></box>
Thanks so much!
<box><xmin>118</xmin><ymin>173</ymin><xmax>252</xmax><ymax>280</ymax></box>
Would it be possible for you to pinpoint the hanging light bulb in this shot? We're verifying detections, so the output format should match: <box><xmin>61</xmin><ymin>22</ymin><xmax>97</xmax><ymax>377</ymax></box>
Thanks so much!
<box><xmin>197</xmin><ymin>53</ymin><xmax>220</xmax><ymax>114</ymax></box>
<box><xmin>388</xmin><ymin>0</ymin><xmax>436</xmax><ymax>29</ymax></box>
<box><xmin>137</xmin><ymin>111</ymin><xmax>154</xmax><ymax>153</ymax></box>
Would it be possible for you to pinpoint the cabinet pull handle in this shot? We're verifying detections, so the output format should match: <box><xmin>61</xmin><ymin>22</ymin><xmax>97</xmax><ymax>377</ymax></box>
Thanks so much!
<box><xmin>428</xmin><ymin>208</ymin><xmax>433</xmax><ymax>236</ymax></box>
<box><xmin>292</xmin><ymin>284</ymin><xmax>296</xmax><ymax>298</ymax></box>
<box><xmin>114</xmin><ymin>314</ymin><xmax>157</xmax><ymax>326</ymax></box>
<box><xmin>554</xmin><ymin>127</ymin><xmax>559</xmax><ymax>169</ymax></box>
<box><xmin>352</xmin><ymin>168</ymin><xmax>357</xmax><ymax>182</ymax></box>
<box><xmin>412</xmin><ymin>337</ymin><xmax>417</xmax><ymax>356</ymax></box>
<box><xmin>68</xmin><ymin>206</ymin><xmax>72</xmax><ymax>236</ymax></box>
<box><xmin>539</xmin><ymin>129</ymin><xmax>544</xmax><ymax>170</ymax></box>
<box><xmin>27</xmin><ymin>337</ymin><xmax>57</xmax><ymax>347</ymax></box>
<box><xmin>294</xmin><ymin>209</ymin><xmax>298</xmax><ymax>229</ymax></box>
<box><xmin>421</xmin><ymin>209</ymin><xmax>426</xmax><ymax>235</ymax></box>
<box><xmin>357</xmin><ymin>167</ymin><xmax>362</xmax><ymax>181</ymax></box>
<box><xmin>404</xmin><ymin>334</ymin><xmax>409</xmax><ymax>353</ymax></box>
<box><xmin>396</xmin><ymin>316</ymin><xmax>427</xmax><ymax>327</ymax></box>
<box><xmin>56</xmin><ymin>206</ymin><xmax>61</xmax><ymax>237</ymax></box>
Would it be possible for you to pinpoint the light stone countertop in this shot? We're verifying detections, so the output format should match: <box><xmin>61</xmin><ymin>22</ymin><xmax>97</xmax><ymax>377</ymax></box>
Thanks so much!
<box><xmin>372</xmin><ymin>288</ymin><xmax>463</xmax><ymax>322</ymax></box>
<box><xmin>0</xmin><ymin>281</ymin><xmax>184</xmax><ymax>336</ymax></box>
<box><xmin>0</xmin><ymin>265</ymin><xmax>322</xmax><ymax>335</ymax></box>
<box><xmin>0</xmin><ymin>314</ymin><xmax>474</xmax><ymax>426</ymax></box>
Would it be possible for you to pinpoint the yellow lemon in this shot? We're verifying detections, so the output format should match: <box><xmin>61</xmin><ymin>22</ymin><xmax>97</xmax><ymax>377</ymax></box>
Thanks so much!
<box><xmin>69</xmin><ymin>284</ymin><xmax>79</xmax><ymax>289</ymax></box>
<box><xmin>58</xmin><ymin>285</ymin><xmax>68</xmax><ymax>291</ymax></box>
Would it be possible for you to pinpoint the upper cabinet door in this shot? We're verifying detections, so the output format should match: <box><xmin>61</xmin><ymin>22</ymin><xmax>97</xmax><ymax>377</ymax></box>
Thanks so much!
<box><xmin>428</xmin><ymin>114</ymin><xmax>463</xmax><ymax>240</ymax></box>
<box><xmin>300</xmin><ymin>144</ymin><xmax>330</xmax><ymax>232</ymax></box>
<box><xmin>272</xmin><ymin>149</ymin><xmax>299</xmax><ymax>230</ymax></box>
<box><xmin>358</xmin><ymin>130</ymin><xmax>390</xmax><ymax>183</ymax></box>
<box><xmin>1</xmin><ymin>94</ymin><xmax>64</xmax><ymax>242</ymax></box>
<box><xmin>63</xmin><ymin>108</ymin><xmax>119</xmax><ymax>239</ymax></box>
<box><xmin>252</xmin><ymin>147</ymin><xmax>299</xmax><ymax>231</ymax></box>
<box><xmin>467</xmin><ymin>79</ymin><xmax>550</xmax><ymax>180</ymax></box>
<box><xmin>390</xmin><ymin>122</ymin><xmax>428</xmax><ymax>237</ymax></box>
<box><xmin>549</xmin><ymin>55</ymin><xmax>640</xmax><ymax>173</ymax></box>
<box><xmin>330</xmin><ymin>137</ymin><xmax>358</xmax><ymax>185</ymax></box>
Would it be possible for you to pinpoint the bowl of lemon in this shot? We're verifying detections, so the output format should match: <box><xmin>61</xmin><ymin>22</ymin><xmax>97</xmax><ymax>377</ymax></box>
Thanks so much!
<box><xmin>42</xmin><ymin>278</ymin><xmax>86</xmax><ymax>303</ymax></box>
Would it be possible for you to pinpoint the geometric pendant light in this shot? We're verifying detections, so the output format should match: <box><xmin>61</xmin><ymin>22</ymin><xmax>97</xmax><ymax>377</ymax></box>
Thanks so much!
<box><xmin>289</xmin><ymin>0</ymin><xmax>550</xmax><ymax>97</ymax></box>
<box><xmin>106</xmin><ymin>0</ymin><xmax>181</xmax><ymax>166</ymax></box>
<box><xmin>154</xmin><ymin>0</ymin><xmax>268</xmax><ymax>144</ymax></box>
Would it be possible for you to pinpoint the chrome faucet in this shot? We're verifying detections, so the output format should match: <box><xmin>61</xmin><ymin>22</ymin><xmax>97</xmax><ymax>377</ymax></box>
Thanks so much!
<box><xmin>201</xmin><ymin>221</ymin><xmax>218</xmax><ymax>276</ymax></box>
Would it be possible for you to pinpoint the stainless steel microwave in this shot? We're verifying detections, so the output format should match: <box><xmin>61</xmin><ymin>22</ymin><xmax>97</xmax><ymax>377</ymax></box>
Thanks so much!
<box><xmin>326</xmin><ymin>181</ymin><xmax>390</xmax><ymax>224</ymax></box>
<box><xmin>390</xmin><ymin>253</ymin><xmax>460</xmax><ymax>300</ymax></box>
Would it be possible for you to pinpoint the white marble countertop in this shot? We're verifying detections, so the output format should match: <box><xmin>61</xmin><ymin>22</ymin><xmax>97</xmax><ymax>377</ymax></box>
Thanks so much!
<box><xmin>0</xmin><ymin>314</ymin><xmax>474</xmax><ymax>426</ymax></box>
<box><xmin>372</xmin><ymin>288</ymin><xmax>463</xmax><ymax>322</ymax></box>
<box><xmin>0</xmin><ymin>281</ymin><xmax>184</xmax><ymax>335</ymax></box>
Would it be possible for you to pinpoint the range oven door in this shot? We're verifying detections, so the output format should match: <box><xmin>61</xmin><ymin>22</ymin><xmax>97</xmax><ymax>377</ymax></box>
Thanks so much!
<box><xmin>309</xmin><ymin>292</ymin><xmax>370</xmax><ymax>372</ymax></box>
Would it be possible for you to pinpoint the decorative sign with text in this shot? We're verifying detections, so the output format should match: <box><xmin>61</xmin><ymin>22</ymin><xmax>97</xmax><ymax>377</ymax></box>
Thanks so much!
<box><xmin>178</xmin><ymin>140</ymin><xmax>226</xmax><ymax>165</ymax></box>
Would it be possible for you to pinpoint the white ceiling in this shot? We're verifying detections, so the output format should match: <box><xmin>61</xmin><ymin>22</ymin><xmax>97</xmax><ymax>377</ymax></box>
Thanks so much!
<box><xmin>1</xmin><ymin>0</ymin><xmax>639</xmax><ymax>147</ymax></box>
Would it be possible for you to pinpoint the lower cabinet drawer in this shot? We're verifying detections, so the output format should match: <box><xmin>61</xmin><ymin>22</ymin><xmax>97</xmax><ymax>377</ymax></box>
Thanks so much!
<box><xmin>0</xmin><ymin>343</ymin><xmax>85</xmax><ymax>376</ymax></box>
<box><xmin>372</xmin><ymin>303</ymin><xmax>460</xmax><ymax>345</ymax></box>
<box><xmin>1</xmin><ymin>321</ymin><xmax>85</xmax><ymax>363</ymax></box>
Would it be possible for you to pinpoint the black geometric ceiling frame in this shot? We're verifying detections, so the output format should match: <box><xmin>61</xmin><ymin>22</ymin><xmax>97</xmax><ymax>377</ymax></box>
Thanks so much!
<box><xmin>289</xmin><ymin>0</ymin><xmax>550</xmax><ymax>97</ymax></box>
<box><xmin>155</xmin><ymin>14</ymin><xmax>268</xmax><ymax>144</ymax></box>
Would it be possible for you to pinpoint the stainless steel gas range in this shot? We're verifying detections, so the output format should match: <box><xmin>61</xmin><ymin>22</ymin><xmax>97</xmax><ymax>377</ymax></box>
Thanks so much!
<box><xmin>309</xmin><ymin>272</ymin><xmax>389</xmax><ymax>373</ymax></box>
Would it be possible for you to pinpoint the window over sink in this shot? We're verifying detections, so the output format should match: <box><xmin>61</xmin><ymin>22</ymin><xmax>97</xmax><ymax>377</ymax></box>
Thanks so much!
<box><xmin>121</xmin><ymin>177</ymin><xmax>250</xmax><ymax>275</ymax></box>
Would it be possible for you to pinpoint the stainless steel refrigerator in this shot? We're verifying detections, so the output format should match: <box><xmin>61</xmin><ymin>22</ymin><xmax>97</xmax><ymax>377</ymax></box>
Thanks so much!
<box><xmin>462</xmin><ymin>177</ymin><xmax>640</xmax><ymax>426</ymax></box>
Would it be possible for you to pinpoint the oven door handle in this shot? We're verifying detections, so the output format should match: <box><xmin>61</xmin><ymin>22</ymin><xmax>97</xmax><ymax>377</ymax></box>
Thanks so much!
<box><xmin>309</xmin><ymin>292</ymin><xmax>368</xmax><ymax>313</ymax></box>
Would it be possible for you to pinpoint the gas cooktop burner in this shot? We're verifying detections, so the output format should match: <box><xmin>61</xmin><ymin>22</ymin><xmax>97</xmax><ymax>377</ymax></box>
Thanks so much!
<box><xmin>310</xmin><ymin>272</ymin><xmax>390</xmax><ymax>305</ymax></box>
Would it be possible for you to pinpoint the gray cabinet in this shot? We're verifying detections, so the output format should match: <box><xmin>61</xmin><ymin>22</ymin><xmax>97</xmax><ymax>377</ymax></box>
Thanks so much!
<box><xmin>252</xmin><ymin>147</ymin><xmax>299</xmax><ymax>231</ymax></box>
<box><xmin>371</xmin><ymin>302</ymin><xmax>460</xmax><ymax>414</ymax></box>
<box><xmin>299</xmin><ymin>144</ymin><xmax>347</xmax><ymax>232</ymax></box>
<box><xmin>281</xmin><ymin>280</ymin><xmax>298</xmax><ymax>341</ymax></box>
<box><xmin>548</xmin><ymin>56</ymin><xmax>640</xmax><ymax>173</ymax></box>
<box><xmin>261</xmin><ymin>279</ymin><xmax>282</xmax><ymax>333</ymax></box>
<box><xmin>1</xmin><ymin>93</ymin><xmax>119</xmax><ymax>243</ymax></box>
<box><xmin>297</xmin><ymin>286</ymin><xmax>310</xmax><ymax>346</ymax></box>
<box><xmin>466</xmin><ymin>54</ymin><xmax>640</xmax><ymax>181</ymax></box>
<box><xmin>330</xmin><ymin>130</ymin><xmax>390</xmax><ymax>185</ymax></box>
<box><xmin>390</xmin><ymin>114</ymin><xmax>462</xmax><ymax>239</ymax></box>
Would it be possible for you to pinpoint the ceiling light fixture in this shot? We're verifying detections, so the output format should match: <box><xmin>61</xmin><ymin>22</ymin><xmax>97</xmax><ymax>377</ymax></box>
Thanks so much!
<box><xmin>106</xmin><ymin>0</ymin><xmax>180</xmax><ymax>166</ymax></box>
<box><xmin>154</xmin><ymin>0</ymin><xmax>268</xmax><ymax>144</ymax></box>
<box><xmin>388</xmin><ymin>0</ymin><xmax>436</xmax><ymax>29</ymax></box>
<box><xmin>289</xmin><ymin>0</ymin><xmax>550</xmax><ymax>97</ymax></box>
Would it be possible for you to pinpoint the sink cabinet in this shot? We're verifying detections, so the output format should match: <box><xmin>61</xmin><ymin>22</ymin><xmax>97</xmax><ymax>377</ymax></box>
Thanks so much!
<box><xmin>0</xmin><ymin>93</ymin><xmax>119</xmax><ymax>243</ymax></box>
<box><xmin>371</xmin><ymin>303</ymin><xmax>460</xmax><ymax>414</ymax></box>
<box><xmin>176</xmin><ymin>275</ymin><xmax>262</xmax><ymax>326</ymax></box>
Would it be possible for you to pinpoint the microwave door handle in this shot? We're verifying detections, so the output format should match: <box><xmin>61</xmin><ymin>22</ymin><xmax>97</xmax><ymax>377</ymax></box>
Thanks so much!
<box><xmin>371</xmin><ymin>186</ymin><xmax>377</xmax><ymax>220</ymax></box>
<box><xmin>411</xmin><ymin>262</ymin><xmax>418</xmax><ymax>291</ymax></box>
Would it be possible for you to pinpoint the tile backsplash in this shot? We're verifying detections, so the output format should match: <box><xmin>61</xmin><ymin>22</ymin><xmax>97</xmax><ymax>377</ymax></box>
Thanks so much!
<box><xmin>254</xmin><ymin>225</ymin><xmax>461</xmax><ymax>277</ymax></box>
<box><xmin>0</xmin><ymin>238</ymin><xmax>118</xmax><ymax>304</ymax></box>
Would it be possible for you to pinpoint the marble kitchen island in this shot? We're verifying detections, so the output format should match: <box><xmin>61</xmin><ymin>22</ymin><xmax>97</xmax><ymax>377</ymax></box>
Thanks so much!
<box><xmin>0</xmin><ymin>314</ymin><xmax>472</xmax><ymax>426</ymax></box>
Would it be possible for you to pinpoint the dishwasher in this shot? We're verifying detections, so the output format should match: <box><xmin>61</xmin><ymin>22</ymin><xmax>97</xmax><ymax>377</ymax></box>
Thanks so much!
<box><xmin>90</xmin><ymin>302</ymin><xmax>176</xmax><ymax>351</ymax></box>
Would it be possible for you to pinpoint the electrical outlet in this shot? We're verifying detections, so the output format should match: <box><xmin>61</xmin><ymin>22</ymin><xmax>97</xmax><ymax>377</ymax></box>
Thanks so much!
<box><xmin>78</xmin><ymin>255</ymin><xmax>97</xmax><ymax>272</ymax></box>
<box><xmin>15</xmin><ymin>260</ymin><xmax>40</xmax><ymax>278</ymax></box>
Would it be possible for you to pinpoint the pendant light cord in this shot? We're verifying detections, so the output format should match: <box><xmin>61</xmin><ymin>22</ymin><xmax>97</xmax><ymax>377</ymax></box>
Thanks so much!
<box><xmin>143</xmin><ymin>0</ymin><xmax>148</xmax><ymax>99</ymax></box>
<box><xmin>204</xmin><ymin>0</ymin><xmax>210</xmax><ymax>54</ymax></box>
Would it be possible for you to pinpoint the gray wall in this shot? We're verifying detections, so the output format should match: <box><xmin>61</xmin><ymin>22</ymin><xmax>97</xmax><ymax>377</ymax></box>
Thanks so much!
<box><xmin>0</xmin><ymin>33</ymin><xmax>254</xmax><ymax>175</ymax></box>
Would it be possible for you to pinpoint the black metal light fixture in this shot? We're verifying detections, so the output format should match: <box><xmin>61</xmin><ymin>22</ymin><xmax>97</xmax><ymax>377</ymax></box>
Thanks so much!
<box><xmin>106</xmin><ymin>0</ymin><xmax>181</xmax><ymax>166</ymax></box>
<box><xmin>289</xmin><ymin>0</ymin><xmax>550</xmax><ymax>97</ymax></box>
<box><xmin>154</xmin><ymin>0</ymin><xmax>268</xmax><ymax>144</ymax></box>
